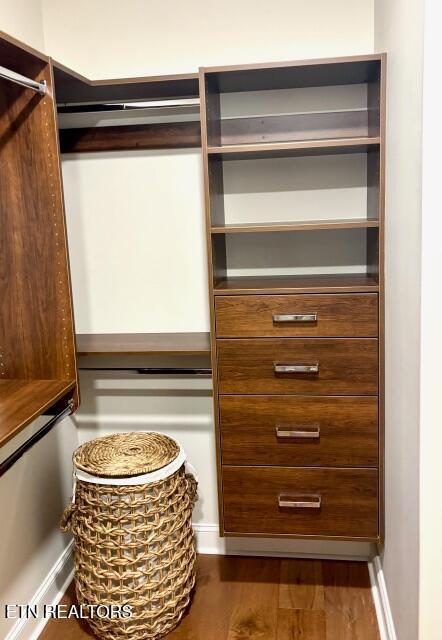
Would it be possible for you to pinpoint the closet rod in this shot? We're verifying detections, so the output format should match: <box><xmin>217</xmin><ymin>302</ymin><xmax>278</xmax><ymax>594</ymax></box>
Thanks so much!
<box><xmin>0</xmin><ymin>402</ymin><xmax>73</xmax><ymax>477</ymax></box>
<box><xmin>79</xmin><ymin>367</ymin><xmax>212</xmax><ymax>376</ymax></box>
<box><xmin>0</xmin><ymin>64</ymin><xmax>46</xmax><ymax>95</ymax></box>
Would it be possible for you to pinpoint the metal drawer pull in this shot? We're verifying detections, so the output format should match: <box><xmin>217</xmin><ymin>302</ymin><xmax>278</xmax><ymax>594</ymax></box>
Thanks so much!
<box><xmin>273</xmin><ymin>313</ymin><xmax>317</xmax><ymax>323</ymax></box>
<box><xmin>274</xmin><ymin>362</ymin><xmax>319</xmax><ymax>374</ymax></box>
<box><xmin>276</xmin><ymin>425</ymin><xmax>320</xmax><ymax>439</ymax></box>
<box><xmin>278</xmin><ymin>494</ymin><xmax>322</xmax><ymax>509</ymax></box>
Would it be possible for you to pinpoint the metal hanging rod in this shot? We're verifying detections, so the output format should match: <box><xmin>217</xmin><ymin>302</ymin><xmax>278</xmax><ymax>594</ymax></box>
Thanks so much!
<box><xmin>58</xmin><ymin>97</ymin><xmax>200</xmax><ymax>114</ymax></box>
<box><xmin>0</xmin><ymin>64</ymin><xmax>46</xmax><ymax>95</ymax></box>
<box><xmin>79</xmin><ymin>367</ymin><xmax>212</xmax><ymax>376</ymax></box>
<box><xmin>0</xmin><ymin>402</ymin><xmax>73</xmax><ymax>477</ymax></box>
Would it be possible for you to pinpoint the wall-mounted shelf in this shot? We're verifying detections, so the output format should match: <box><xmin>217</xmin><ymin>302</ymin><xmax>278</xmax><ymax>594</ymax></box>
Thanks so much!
<box><xmin>211</xmin><ymin>218</ymin><xmax>379</xmax><ymax>234</ymax></box>
<box><xmin>207</xmin><ymin>137</ymin><xmax>380</xmax><ymax>160</ymax></box>
<box><xmin>0</xmin><ymin>379</ymin><xmax>76</xmax><ymax>446</ymax></box>
<box><xmin>76</xmin><ymin>332</ymin><xmax>211</xmax><ymax>356</ymax></box>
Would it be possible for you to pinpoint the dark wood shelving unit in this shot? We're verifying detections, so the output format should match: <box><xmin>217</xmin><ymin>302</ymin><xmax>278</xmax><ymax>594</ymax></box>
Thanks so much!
<box><xmin>0</xmin><ymin>32</ymin><xmax>78</xmax><ymax>446</ymax></box>
<box><xmin>200</xmin><ymin>53</ymin><xmax>385</xmax><ymax>542</ymax></box>
<box><xmin>211</xmin><ymin>218</ymin><xmax>380</xmax><ymax>234</ymax></box>
<box><xmin>76</xmin><ymin>332</ymin><xmax>211</xmax><ymax>356</ymax></box>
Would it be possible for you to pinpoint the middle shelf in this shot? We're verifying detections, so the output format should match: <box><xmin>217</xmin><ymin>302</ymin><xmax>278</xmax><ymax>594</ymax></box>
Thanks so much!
<box><xmin>211</xmin><ymin>218</ymin><xmax>379</xmax><ymax>234</ymax></box>
<box><xmin>207</xmin><ymin>136</ymin><xmax>380</xmax><ymax>160</ymax></box>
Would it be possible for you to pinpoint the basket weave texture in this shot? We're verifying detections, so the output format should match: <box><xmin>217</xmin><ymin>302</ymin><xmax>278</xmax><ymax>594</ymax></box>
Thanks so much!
<box><xmin>61</xmin><ymin>432</ymin><xmax>197</xmax><ymax>640</ymax></box>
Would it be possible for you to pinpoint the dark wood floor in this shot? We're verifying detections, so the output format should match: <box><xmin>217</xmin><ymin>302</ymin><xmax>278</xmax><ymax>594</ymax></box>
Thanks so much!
<box><xmin>39</xmin><ymin>555</ymin><xmax>379</xmax><ymax>640</ymax></box>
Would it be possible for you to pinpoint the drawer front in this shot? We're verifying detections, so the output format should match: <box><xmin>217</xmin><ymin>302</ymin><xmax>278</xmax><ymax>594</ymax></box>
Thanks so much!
<box><xmin>217</xmin><ymin>338</ymin><xmax>378</xmax><ymax>395</ymax></box>
<box><xmin>223</xmin><ymin>466</ymin><xmax>378</xmax><ymax>538</ymax></box>
<box><xmin>220</xmin><ymin>395</ymin><xmax>378</xmax><ymax>467</ymax></box>
<box><xmin>215</xmin><ymin>293</ymin><xmax>378</xmax><ymax>338</ymax></box>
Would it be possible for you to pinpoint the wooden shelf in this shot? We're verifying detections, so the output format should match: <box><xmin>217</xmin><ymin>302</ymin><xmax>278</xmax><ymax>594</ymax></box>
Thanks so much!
<box><xmin>213</xmin><ymin>274</ymin><xmax>379</xmax><ymax>295</ymax></box>
<box><xmin>76</xmin><ymin>332</ymin><xmax>211</xmax><ymax>357</ymax></box>
<box><xmin>0</xmin><ymin>379</ymin><xmax>76</xmax><ymax>446</ymax></box>
<box><xmin>53</xmin><ymin>59</ymin><xmax>199</xmax><ymax>104</ymax></box>
<box><xmin>207</xmin><ymin>137</ymin><xmax>380</xmax><ymax>160</ymax></box>
<box><xmin>211</xmin><ymin>219</ymin><xmax>379</xmax><ymax>234</ymax></box>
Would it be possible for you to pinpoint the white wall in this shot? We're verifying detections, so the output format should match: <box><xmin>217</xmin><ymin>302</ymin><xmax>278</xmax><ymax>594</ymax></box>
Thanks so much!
<box><xmin>374</xmin><ymin>1</ymin><xmax>424</xmax><ymax>639</ymax></box>
<box><xmin>0</xmin><ymin>0</ymin><xmax>45</xmax><ymax>51</ymax></box>
<box><xmin>61</xmin><ymin>150</ymin><xmax>208</xmax><ymax>334</ymax></box>
<box><xmin>41</xmin><ymin>0</ymin><xmax>374</xmax><ymax>77</ymax></box>
<box><xmin>419</xmin><ymin>1</ymin><xmax>442</xmax><ymax>637</ymax></box>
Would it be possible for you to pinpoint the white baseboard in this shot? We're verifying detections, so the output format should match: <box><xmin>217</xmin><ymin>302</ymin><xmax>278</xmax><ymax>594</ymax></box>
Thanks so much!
<box><xmin>368</xmin><ymin>556</ymin><xmax>397</xmax><ymax>640</ymax></box>
<box><xmin>5</xmin><ymin>540</ymin><xmax>74</xmax><ymax>640</ymax></box>
<box><xmin>193</xmin><ymin>522</ymin><xmax>372</xmax><ymax>561</ymax></box>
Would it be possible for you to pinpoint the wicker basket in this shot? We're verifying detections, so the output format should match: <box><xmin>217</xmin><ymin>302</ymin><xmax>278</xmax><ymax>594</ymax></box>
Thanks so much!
<box><xmin>61</xmin><ymin>432</ymin><xmax>197</xmax><ymax>640</ymax></box>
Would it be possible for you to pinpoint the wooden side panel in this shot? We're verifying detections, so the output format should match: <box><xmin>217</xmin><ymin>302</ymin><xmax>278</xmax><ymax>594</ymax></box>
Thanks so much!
<box><xmin>0</xmin><ymin>49</ymin><xmax>77</xmax><ymax>388</ymax></box>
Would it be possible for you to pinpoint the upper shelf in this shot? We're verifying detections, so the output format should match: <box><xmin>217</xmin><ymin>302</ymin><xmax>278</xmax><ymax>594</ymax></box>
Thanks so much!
<box><xmin>53</xmin><ymin>60</ymin><xmax>199</xmax><ymax>104</ymax></box>
<box><xmin>202</xmin><ymin>54</ymin><xmax>384</xmax><ymax>92</ymax></box>
<box><xmin>207</xmin><ymin>137</ymin><xmax>380</xmax><ymax>160</ymax></box>
<box><xmin>0</xmin><ymin>379</ymin><xmax>76</xmax><ymax>446</ymax></box>
<box><xmin>76</xmin><ymin>332</ymin><xmax>211</xmax><ymax>357</ymax></box>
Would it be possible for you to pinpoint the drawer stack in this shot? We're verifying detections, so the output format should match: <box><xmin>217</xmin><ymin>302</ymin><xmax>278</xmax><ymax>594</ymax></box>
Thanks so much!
<box><xmin>200</xmin><ymin>55</ymin><xmax>385</xmax><ymax>542</ymax></box>
<box><xmin>215</xmin><ymin>294</ymin><xmax>380</xmax><ymax>540</ymax></box>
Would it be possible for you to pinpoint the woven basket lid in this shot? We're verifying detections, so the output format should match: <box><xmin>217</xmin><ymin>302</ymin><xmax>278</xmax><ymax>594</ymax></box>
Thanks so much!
<box><xmin>73</xmin><ymin>432</ymin><xmax>180</xmax><ymax>478</ymax></box>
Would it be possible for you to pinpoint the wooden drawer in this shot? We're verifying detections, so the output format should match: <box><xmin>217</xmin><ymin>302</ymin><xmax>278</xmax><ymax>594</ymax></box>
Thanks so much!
<box><xmin>215</xmin><ymin>293</ymin><xmax>378</xmax><ymax>338</ymax></box>
<box><xmin>220</xmin><ymin>395</ymin><xmax>378</xmax><ymax>467</ymax></box>
<box><xmin>217</xmin><ymin>338</ymin><xmax>378</xmax><ymax>395</ymax></box>
<box><xmin>223</xmin><ymin>466</ymin><xmax>378</xmax><ymax>539</ymax></box>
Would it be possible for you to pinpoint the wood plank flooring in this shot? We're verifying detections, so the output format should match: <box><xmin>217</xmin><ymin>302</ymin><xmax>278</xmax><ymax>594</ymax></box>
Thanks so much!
<box><xmin>39</xmin><ymin>555</ymin><xmax>379</xmax><ymax>640</ymax></box>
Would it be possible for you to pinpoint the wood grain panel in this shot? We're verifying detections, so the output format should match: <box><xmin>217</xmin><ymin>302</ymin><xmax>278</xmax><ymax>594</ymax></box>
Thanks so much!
<box><xmin>217</xmin><ymin>338</ymin><xmax>378</xmax><ymax>395</ymax></box>
<box><xmin>215</xmin><ymin>294</ymin><xmax>378</xmax><ymax>338</ymax></box>
<box><xmin>219</xmin><ymin>395</ymin><xmax>378</xmax><ymax>467</ymax></box>
<box><xmin>223</xmin><ymin>466</ymin><xmax>379</xmax><ymax>539</ymax></box>
<box><xmin>59</xmin><ymin>121</ymin><xmax>201</xmax><ymax>153</ymax></box>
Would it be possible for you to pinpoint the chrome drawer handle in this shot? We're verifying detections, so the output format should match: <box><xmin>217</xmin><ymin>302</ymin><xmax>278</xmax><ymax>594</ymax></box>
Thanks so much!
<box><xmin>276</xmin><ymin>424</ymin><xmax>320</xmax><ymax>439</ymax></box>
<box><xmin>274</xmin><ymin>362</ymin><xmax>319</xmax><ymax>374</ymax></box>
<box><xmin>278</xmin><ymin>494</ymin><xmax>322</xmax><ymax>509</ymax></box>
<box><xmin>273</xmin><ymin>313</ymin><xmax>317</xmax><ymax>323</ymax></box>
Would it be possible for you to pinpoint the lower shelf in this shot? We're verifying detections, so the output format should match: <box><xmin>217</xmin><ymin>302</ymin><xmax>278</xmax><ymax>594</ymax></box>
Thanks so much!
<box><xmin>213</xmin><ymin>273</ymin><xmax>379</xmax><ymax>295</ymax></box>
<box><xmin>0</xmin><ymin>379</ymin><xmax>76</xmax><ymax>446</ymax></box>
<box><xmin>76</xmin><ymin>332</ymin><xmax>211</xmax><ymax>356</ymax></box>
